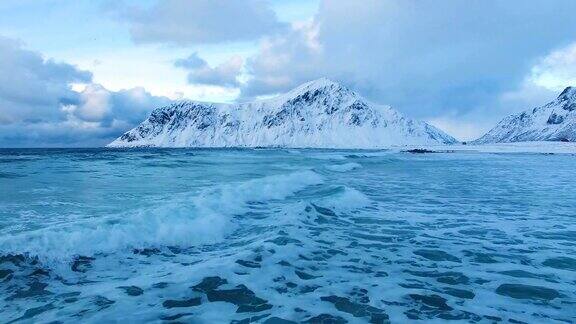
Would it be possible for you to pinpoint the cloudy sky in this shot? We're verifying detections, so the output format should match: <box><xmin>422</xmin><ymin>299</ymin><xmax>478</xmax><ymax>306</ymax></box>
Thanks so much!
<box><xmin>1</xmin><ymin>0</ymin><xmax>576</xmax><ymax>147</ymax></box>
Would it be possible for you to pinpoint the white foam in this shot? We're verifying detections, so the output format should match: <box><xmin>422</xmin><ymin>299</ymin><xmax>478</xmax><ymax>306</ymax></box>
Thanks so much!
<box><xmin>0</xmin><ymin>170</ymin><xmax>323</xmax><ymax>263</ymax></box>
<box><xmin>325</xmin><ymin>162</ymin><xmax>362</xmax><ymax>172</ymax></box>
<box><xmin>319</xmin><ymin>186</ymin><xmax>373</xmax><ymax>211</ymax></box>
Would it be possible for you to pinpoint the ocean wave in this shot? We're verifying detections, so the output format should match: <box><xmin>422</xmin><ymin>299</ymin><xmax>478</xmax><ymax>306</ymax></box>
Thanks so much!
<box><xmin>0</xmin><ymin>170</ymin><xmax>323</xmax><ymax>264</ymax></box>
<box><xmin>317</xmin><ymin>186</ymin><xmax>373</xmax><ymax>211</ymax></box>
<box><xmin>325</xmin><ymin>162</ymin><xmax>362</xmax><ymax>172</ymax></box>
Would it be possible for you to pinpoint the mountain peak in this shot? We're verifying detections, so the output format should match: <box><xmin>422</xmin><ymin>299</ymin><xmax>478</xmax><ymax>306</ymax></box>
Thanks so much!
<box><xmin>108</xmin><ymin>77</ymin><xmax>457</xmax><ymax>148</ymax></box>
<box><xmin>295</xmin><ymin>77</ymin><xmax>346</xmax><ymax>92</ymax></box>
<box><xmin>558</xmin><ymin>86</ymin><xmax>576</xmax><ymax>101</ymax></box>
<box><xmin>474</xmin><ymin>85</ymin><xmax>576</xmax><ymax>143</ymax></box>
<box><xmin>282</xmin><ymin>77</ymin><xmax>354</xmax><ymax>100</ymax></box>
<box><xmin>302</xmin><ymin>77</ymin><xmax>340</xmax><ymax>88</ymax></box>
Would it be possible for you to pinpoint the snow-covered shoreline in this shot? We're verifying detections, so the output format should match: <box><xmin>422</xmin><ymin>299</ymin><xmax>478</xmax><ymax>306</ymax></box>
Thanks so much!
<box><xmin>396</xmin><ymin>141</ymin><xmax>576</xmax><ymax>154</ymax></box>
<box><xmin>105</xmin><ymin>141</ymin><xmax>576</xmax><ymax>154</ymax></box>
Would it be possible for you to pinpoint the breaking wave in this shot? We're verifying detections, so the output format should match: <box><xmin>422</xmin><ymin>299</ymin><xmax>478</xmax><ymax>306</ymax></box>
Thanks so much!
<box><xmin>0</xmin><ymin>170</ymin><xmax>323</xmax><ymax>263</ymax></box>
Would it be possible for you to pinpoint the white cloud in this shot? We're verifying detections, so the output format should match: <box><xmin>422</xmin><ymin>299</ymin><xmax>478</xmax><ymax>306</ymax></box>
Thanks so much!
<box><xmin>113</xmin><ymin>0</ymin><xmax>287</xmax><ymax>45</ymax></box>
<box><xmin>240</xmin><ymin>0</ymin><xmax>576</xmax><ymax>123</ymax></box>
<box><xmin>3</xmin><ymin>1</ymin><xmax>576</xmax><ymax>145</ymax></box>
<box><xmin>0</xmin><ymin>36</ymin><xmax>174</xmax><ymax>147</ymax></box>
<box><xmin>65</xmin><ymin>45</ymin><xmax>241</xmax><ymax>103</ymax></box>
<box><xmin>495</xmin><ymin>42</ymin><xmax>576</xmax><ymax>118</ymax></box>
<box><xmin>74</xmin><ymin>84</ymin><xmax>111</xmax><ymax>122</ymax></box>
<box><xmin>529</xmin><ymin>42</ymin><xmax>576</xmax><ymax>92</ymax></box>
<box><xmin>0</xmin><ymin>36</ymin><xmax>91</xmax><ymax>124</ymax></box>
<box><xmin>175</xmin><ymin>53</ymin><xmax>243</xmax><ymax>87</ymax></box>
<box><xmin>241</xmin><ymin>20</ymin><xmax>324</xmax><ymax>98</ymax></box>
<box><xmin>443</xmin><ymin>42</ymin><xmax>576</xmax><ymax>140</ymax></box>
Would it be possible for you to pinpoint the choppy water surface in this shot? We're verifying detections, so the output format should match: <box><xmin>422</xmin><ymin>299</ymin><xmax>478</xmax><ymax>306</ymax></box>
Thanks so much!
<box><xmin>0</xmin><ymin>148</ymin><xmax>575</xmax><ymax>323</ymax></box>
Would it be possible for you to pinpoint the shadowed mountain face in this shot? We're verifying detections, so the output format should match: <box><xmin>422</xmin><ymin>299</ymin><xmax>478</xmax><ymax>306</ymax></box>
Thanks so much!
<box><xmin>475</xmin><ymin>87</ymin><xmax>576</xmax><ymax>144</ymax></box>
<box><xmin>108</xmin><ymin>78</ymin><xmax>457</xmax><ymax>148</ymax></box>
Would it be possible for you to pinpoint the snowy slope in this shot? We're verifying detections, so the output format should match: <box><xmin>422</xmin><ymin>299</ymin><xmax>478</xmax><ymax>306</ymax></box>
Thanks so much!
<box><xmin>474</xmin><ymin>87</ymin><xmax>576</xmax><ymax>144</ymax></box>
<box><xmin>108</xmin><ymin>78</ymin><xmax>457</xmax><ymax>148</ymax></box>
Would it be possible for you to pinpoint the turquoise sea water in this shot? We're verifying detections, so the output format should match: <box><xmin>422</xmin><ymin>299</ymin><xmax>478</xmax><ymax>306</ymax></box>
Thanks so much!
<box><xmin>0</xmin><ymin>148</ymin><xmax>575</xmax><ymax>323</ymax></box>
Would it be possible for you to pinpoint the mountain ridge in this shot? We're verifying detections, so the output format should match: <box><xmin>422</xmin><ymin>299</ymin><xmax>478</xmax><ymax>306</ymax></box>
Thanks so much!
<box><xmin>474</xmin><ymin>86</ymin><xmax>576</xmax><ymax>144</ymax></box>
<box><xmin>108</xmin><ymin>78</ymin><xmax>457</xmax><ymax>148</ymax></box>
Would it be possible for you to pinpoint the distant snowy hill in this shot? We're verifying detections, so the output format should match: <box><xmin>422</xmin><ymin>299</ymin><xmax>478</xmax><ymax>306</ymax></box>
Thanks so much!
<box><xmin>474</xmin><ymin>87</ymin><xmax>576</xmax><ymax>144</ymax></box>
<box><xmin>108</xmin><ymin>78</ymin><xmax>457</xmax><ymax>148</ymax></box>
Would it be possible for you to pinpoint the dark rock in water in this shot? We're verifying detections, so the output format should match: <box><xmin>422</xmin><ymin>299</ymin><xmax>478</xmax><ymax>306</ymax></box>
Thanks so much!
<box><xmin>404</xmin><ymin>295</ymin><xmax>482</xmax><ymax>322</ymax></box>
<box><xmin>495</xmin><ymin>284</ymin><xmax>559</xmax><ymax>301</ymax></box>
<box><xmin>0</xmin><ymin>269</ymin><xmax>13</xmax><ymax>280</ymax></box>
<box><xmin>71</xmin><ymin>256</ymin><xmax>95</xmax><ymax>273</ymax></box>
<box><xmin>133</xmin><ymin>248</ymin><xmax>161</xmax><ymax>256</ymax></box>
<box><xmin>370</xmin><ymin>313</ymin><xmax>391</xmax><ymax>324</ymax></box>
<box><xmin>509</xmin><ymin>318</ymin><xmax>529</xmax><ymax>324</ymax></box>
<box><xmin>152</xmin><ymin>282</ymin><xmax>169</xmax><ymax>289</ymax></box>
<box><xmin>11</xmin><ymin>303</ymin><xmax>55</xmax><ymax>322</ymax></box>
<box><xmin>58</xmin><ymin>291</ymin><xmax>81</xmax><ymax>299</ymax></box>
<box><xmin>117</xmin><ymin>285</ymin><xmax>144</xmax><ymax>296</ymax></box>
<box><xmin>192</xmin><ymin>276</ymin><xmax>228</xmax><ymax>293</ymax></box>
<box><xmin>266</xmin><ymin>236</ymin><xmax>302</xmax><ymax>246</ymax></box>
<box><xmin>278</xmin><ymin>260</ymin><xmax>291</xmax><ymax>267</ymax></box>
<box><xmin>8</xmin><ymin>282</ymin><xmax>53</xmax><ymax>300</ymax></box>
<box><xmin>160</xmin><ymin>312</ymin><xmax>194</xmax><ymax>321</ymax></box>
<box><xmin>304</xmin><ymin>313</ymin><xmax>348</xmax><ymax>323</ymax></box>
<box><xmin>162</xmin><ymin>297</ymin><xmax>202</xmax><ymax>308</ymax></box>
<box><xmin>236</xmin><ymin>259</ymin><xmax>261</xmax><ymax>268</ymax></box>
<box><xmin>321</xmin><ymin>295</ymin><xmax>389</xmax><ymax>322</ymax></box>
<box><xmin>93</xmin><ymin>296</ymin><xmax>115</xmax><ymax>310</ymax></box>
<box><xmin>413</xmin><ymin>249</ymin><xmax>461</xmax><ymax>263</ymax></box>
<box><xmin>399</xmin><ymin>282</ymin><xmax>427</xmax><ymax>290</ymax></box>
<box><xmin>263</xmin><ymin>317</ymin><xmax>297</xmax><ymax>324</ymax></box>
<box><xmin>30</xmin><ymin>269</ymin><xmax>50</xmax><ymax>277</ymax></box>
<box><xmin>483</xmin><ymin>315</ymin><xmax>503</xmax><ymax>322</ymax></box>
<box><xmin>498</xmin><ymin>270</ymin><xmax>549</xmax><ymax>280</ymax></box>
<box><xmin>206</xmin><ymin>284</ymin><xmax>272</xmax><ymax>313</ymax></box>
<box><xmin>286</xmin><ymin>282</ymin><xmax>298</xmax><ymax>288</ymax></box>
<box><xmin>299</xmin><ymin>285</ymin><xmax>320</xmax><ymax>293</ymax></box>
<box><xmin>443</xmin><ymin>287</ymin><xmax>475</xmax><ymax>299</ymax></box>
<box><xmin>404</xmin><ymin>149</ymin><xmax>436</xmax><ymax>154</ymax></box>
<box><xmin>275</xmin><ymin>286</ymin><xmax>288</xmax><ymax>294</ymax></box>
<box><xmin>0</xmin><ymin>254</ymin><xmax>26</xmax><ymax>266</ymax></box>
<box><xmin>374</xmin><ymin>271</ymin><xmax>388</xmax><ymax>278</ymax></box>
<box><xmin>237</xmin><ymin>303</ymin><xmax>274</xmax><ymax>313</ymax></box>
<box><xmin>542</xmin><ymin>257</ymin><xmax>576</xmax><ymax>271</ymax></box>
<box><xmin>405</xmin><ymin>270</ymin><xmax>469</xmax><ymax>285</ymax></box>
<box><xmin>311</xmin><ymin>204</ymin><xmax>337</xmax><ymax>216</ymax></box>
<box><xmin>349</xmin><ymin>288</ymin><xmax>371</xmax><ymax>304</ymax></box>
<box><xmin>233</xmin><ymin>313</ymin><xmax>271</xmax><ymax>324</ymax></box>
<box><xmin>295</xmin><ymin>270</ymin><xmax>320</xmax><ymax>280</ymax></box>
<box><xmin>408</xmin><ymin>294</ymin><xmax>452</xmax><ymax>311</ymax></box>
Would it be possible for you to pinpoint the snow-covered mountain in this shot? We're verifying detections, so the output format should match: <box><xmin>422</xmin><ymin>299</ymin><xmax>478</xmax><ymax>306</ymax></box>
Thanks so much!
<box><xmin>474</xmin><ymin>87</ymin><xmax>576</xmax><ymax>144</ymax></box>
<box><xmin>108</xmin><ymin>78</ymin><xmax>457</xmax><ymax>148</ymax></box>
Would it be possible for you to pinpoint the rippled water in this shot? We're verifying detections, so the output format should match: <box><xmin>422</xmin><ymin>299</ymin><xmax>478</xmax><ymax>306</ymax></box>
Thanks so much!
<box><xmin>0</xmin><ymin>148</ymin><xmax>575</xmax><ymax>323</ymax></box>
